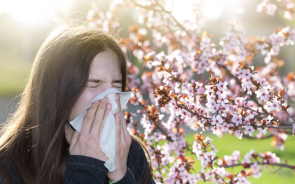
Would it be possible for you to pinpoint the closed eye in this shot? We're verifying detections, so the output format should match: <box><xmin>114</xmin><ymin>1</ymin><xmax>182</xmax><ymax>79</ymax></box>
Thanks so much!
<box><xmin>87</xmin><ymin>79</ymin><xmax>123</xmax><ymax>89</ymax></box>
<box><xmin>88</xmin><ymin>85</ymin><xmax>98</xmax><ymax>88</ymax></box>
<box><xmin>88</xmin><ymin>85</ymin><xmax>122</xmax><ymax>89</ymax></box>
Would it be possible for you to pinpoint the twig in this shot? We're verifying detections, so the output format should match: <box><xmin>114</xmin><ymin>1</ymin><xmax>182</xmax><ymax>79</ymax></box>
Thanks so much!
<box><xmin>272</xmin><ymin>166</ymin><xmax>283</xmax><ymax>174</ymax></box>
<box><xmin>243</xmin><ymin>134</ymin><xmax>273</xmax><ymax>139</ymax></box>
<box><xmin>131</xmin><ymin>89</ymin><xmax>173</xmax><ymax>141</ymax></box>
<box><xmin>284</xmin><ymin>109</ymin><xmax>295</xmax><ymax>123</ymax></box>
<box><xmin>162</xmin><ymin>67</ymin><xmax>293</xmax><ymax>130</ymax></box>
<box><xmin>171</xmin><ymin>0</ymin><xmax>174</xmax><ymax>13</ymax></box>
<box><xmin>154</xmin><ymin>0</ymin><xmax>192</xmax><ymax>37</ymax></box>
<box><xmin>155</xmin><ymin>141</ymin><xmax>164</xmax><ymax>183</ymax></box>
<box><xmin>221</xmin><ymin>65</ymin><xmax>269</xmax><ymax>115</ymax></box>
<box><xmin>130</xmin><ymin>0</ymin><xmax>192</xmax><ymax>37</ymax></box>
<box><xmin>130</xmin><ymin>0</ymin><xmax>162</xmax><ymax>13</ymax></box>
<box><xmin>176</xmin><ymin>103</ymin><xmax>210</xmax><ymax>120</ymax></box>
<box><xmin>257</xmin><ymin>125</ymin><xmax>293</xmax><ymax>129</ymax></box>
<box><xmin>219</xmin><ymin>162</ymin><xmax>295</xmax><ymax>169</ymax></box>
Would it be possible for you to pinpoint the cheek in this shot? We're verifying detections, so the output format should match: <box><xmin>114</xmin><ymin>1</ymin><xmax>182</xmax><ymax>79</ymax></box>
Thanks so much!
<box><xmin>68</xmin><ymin>89</ymin><xmax>104</xmax><ymax>121</ymax></box>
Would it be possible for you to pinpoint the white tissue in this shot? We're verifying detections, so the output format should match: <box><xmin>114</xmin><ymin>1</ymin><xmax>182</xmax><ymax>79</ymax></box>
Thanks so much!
<box><xmin>69</xmin><ymin>88</ymin><xmax>134</xmax><ymax>172</ymax></box>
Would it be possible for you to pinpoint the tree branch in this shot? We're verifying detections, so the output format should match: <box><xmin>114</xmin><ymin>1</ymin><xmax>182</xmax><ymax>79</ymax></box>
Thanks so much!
<box><xmin>176</xmin><ymin>102</ymin><xmax>210</xmax><ymax>120</ymax></box>
<box><xmin>257</xmin><ymin>125</ymin><xmax>293</xmax><ymax>129</ymax></box>
<box><xmin>130</xmin><ymin>0</ymin><xmax>192</xmax><ymax>37</ymax></box>
<box><xmin>219</xmin><ymin>162</ymin><xmax>295</xmax><ymax>170</ymax></box>
<box><xmin>221</xmin><ymin>65</ymin><xmax>269</xmax><ymax>114</ymax></box>
<box><xmin>284</xmin><ymin>109</ymin><xmax>295</xmax><ymax>123</ymax></box>
<box><xmin>154</xmin><ymin>0</ymin><xmax>192</xmax><ymax>37</ymax></box>
<box><xmin>243</xmin><ymin>134</ymin><xmax>273</xmax><ymax>139</ymax></box>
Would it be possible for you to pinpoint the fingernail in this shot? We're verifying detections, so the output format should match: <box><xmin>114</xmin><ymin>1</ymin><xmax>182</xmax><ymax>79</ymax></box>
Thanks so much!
<box><xmin>102</xmin><ymin>98</ymin><xmax>107</xmax><ymax>103</ymax></box>
<box><xmin>107</xmin><ymin>103</ymin><xmax>112</xmax><ymax>110</ymax></box>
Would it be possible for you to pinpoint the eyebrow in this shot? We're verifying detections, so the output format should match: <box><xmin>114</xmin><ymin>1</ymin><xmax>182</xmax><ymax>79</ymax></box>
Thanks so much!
<box><xmin>88</xmin><ymin>79</ymin><xmax>123</xmax><ymax>83</ymax></box>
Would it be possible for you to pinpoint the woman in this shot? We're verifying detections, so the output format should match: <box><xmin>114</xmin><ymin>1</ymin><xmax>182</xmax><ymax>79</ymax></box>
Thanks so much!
<box><xmin>0</xmin><ymin>24</ymin><xmax>155</xmax><ymax>184</ymax></box>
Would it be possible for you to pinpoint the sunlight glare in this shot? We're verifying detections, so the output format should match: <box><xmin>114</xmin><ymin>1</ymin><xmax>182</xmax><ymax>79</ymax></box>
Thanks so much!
<box><xmin>5</xmin><ymin>0</ymin><xmax>74</xmax><ymax>25</ymax></box>
<box><xmin>202</xmin><ymin>0</ymin><xmax>224</xmax><ymax>20</ymax></box>
<box><xmin>165</xmin><ymin>0</ymin><xmax>196</xmax><ymax>22</ymax></box>
<box><xmin>165</xmin><ymin>0</ymin><xmax>243</xmax><ymax>22</ymax></box>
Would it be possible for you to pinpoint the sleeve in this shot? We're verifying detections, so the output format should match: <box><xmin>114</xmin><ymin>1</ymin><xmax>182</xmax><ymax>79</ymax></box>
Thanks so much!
<box><xmin>112</xmin><ymin>140</ymin><xmax>156</xmax><ymax>184</ymax></box>
<box><xmin>64</xmin><ymin>155</ymin><xmax>108</xmax><ymax>184</ymax></box>
<box><xmin>109</xmin><ymin>168</ymin><xmax>136</xmax><ymax>184</ymax></box>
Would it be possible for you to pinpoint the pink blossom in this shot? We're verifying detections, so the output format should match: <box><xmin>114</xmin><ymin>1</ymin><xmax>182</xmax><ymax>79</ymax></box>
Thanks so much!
<box><xmin>255</xmin><ymin>88</ymin><xmax>270</xmax><ymax>101</ymax></box>
<box><xmin>262</xmin><ymin>115</ymin><xmax>273</xmax><ymax>124</ymax></box>
<box><xmin>265</xmin><ymin>151</ymin><xmax>280</xmax><ymax>164</ymax></box>
<box><xmin>264</xmin><ymin>98</ymin><xmax>281</xmax><ymax>112</ymax></box>
<box><xmin>206</xmin><ymin>101</ymin><xmax>220</xmax><ymax>113</ymax></box>
<box><xmin>211</xmin><ymin>115</ymin><xmax>223</xmax><ymax>127</ymax></box>
<box><xmin>221</xmin><ymin>123</ymin><xmax>233</xmax><ymax>132</ymax></box>
<box><xmin>94</xmin><ymin>2</ymin><xmax>295</xmax><ymax>182</ymax></box>
<box><xmin>235</xmin><ymin>97</ymin><xmax>246</xmax><ymax>107</ymax></box>
<box><xmin>216</xmin><ymin>81</ymin><xmax>228</xmax><ymax>91</ymax></box>
<box><xmin>257</xmin><ymin>78</ymin><xmax>268</xmax><ymax>87</ymax></box>
<box><xmin>216</xmin><ymin>90</ymin><xmax>227</xmax><ymax>98</ymax></box>
<box><xmin>258</xmin><ymin>127</ymin><xmax>268</xmax><ymax>135</ymax></box>
<box><xmin>266</xmin><ymin>4</ymin><xmax>278</xmax><ymax>16</ymax></box>
<box><xmin>234</xmin><ymin>130</ymin><xmax>243</xmax><ymax>139</ymax></box>
<box><xmin>244</xmin><ymin>125</ymin><xmax>255</xmax><ymax>136</ymax></box>
<box><xmin>232</xmin><ymin>113</ymin><xmax>243</xmax><ymax>126</ymax></box>
<box><xmin>235</xmin><ymin>173</ymin><xmax>250</xmax><ymax>184</ymax></box>
<box><xmin>242</xmin><ymin>149</ymin><xmax>255</xmax><ymax>164</ymax></box>
<box><xmin>155</xmin><ymin>172</ymin><xmax>162</xmax><ymax>178</ymax></box>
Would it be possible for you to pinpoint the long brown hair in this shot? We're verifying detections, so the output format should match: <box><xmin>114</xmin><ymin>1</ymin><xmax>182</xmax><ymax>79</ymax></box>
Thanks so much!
<box><xmin>0</xmin><ymin>23</ymin><xmax>152</xmax><ymax>183</ymax></box>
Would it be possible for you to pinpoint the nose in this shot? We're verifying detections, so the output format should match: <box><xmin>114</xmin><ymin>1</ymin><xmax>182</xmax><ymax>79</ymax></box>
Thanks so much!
<box><xmin>98</xmin><ymin>82</ymin><xmax>114</xmax><ymax>92</ymax></box>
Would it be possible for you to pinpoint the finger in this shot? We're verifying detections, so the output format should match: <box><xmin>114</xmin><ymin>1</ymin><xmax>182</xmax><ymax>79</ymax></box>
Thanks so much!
<box><xmin>115</xmin><ymin>94</ymin><xmax>124</xmax><ymax>134</ymax></box>
<box><xmin>121</xmin><ymin>112</ymin><xmax>128</xmax><ymax>136</ymax></box>
<box><xmin>115</xmin><ymin>112</ymin><xmax>121</xmax><ymax>146</ymax></box>
<box><xmin>69</xmin><ymin>130</ymin><xmax>79</xmax><ymax>154</ymax></box>
<box><xmin>120</xmin><ymin>124</ymin><xmax>125</xmax><ymax>144</ymax></box>
<box><xmin>122</xmin><ymin>115</ymin><xmax>132</xmax><ymax>145</ymax></box>
<box><xmin>116</xmin><ymin>94</ymin><xmax>126</xmax><ymax>143</ymax></box>
<box><xmin>80</xmin><ymin>101</ymin><xmax>99</xmax><ymax>135</ymax></box>
<box><xmin>97</xmin><ymin>103</ymin><xmax>112</xmax><ymax>140</ymax></box>
<box><xmin>115</xmin><ymin>93</ymin><xmax>120</xmax><ymax>114</ymax></box>
<box><xmin>117</xmin><ymin>94</ymin><xmax>128</xmax><ymax>137</ymax></box>
<box><xmin>90</xmin><ymin>97</ymin><xmax>108</xmax><ymax>136</ymax></box>
<box><xmin>119</xmin><ymin>113</ymin><xmax>127</xmax><ymax>146</ymax></box>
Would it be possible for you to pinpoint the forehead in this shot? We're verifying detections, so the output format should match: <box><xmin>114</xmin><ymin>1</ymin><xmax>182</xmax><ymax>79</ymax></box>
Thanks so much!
<box><xmin>88</xmin><ymin>49</ymin><xmax>122</xmax><ymax>80</ymax></box>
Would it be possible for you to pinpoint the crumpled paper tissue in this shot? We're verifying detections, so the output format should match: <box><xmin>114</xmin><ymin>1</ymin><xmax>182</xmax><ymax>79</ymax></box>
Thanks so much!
<box><xmin>69</xmin><ymin>88</ymin><xmax>134</xmax><ymax>172</ymax></box>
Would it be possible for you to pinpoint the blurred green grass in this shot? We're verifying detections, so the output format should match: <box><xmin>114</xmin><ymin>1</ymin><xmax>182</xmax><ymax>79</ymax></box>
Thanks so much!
<box><xmin>0</xmin><ymin>59</ymin><xmax>31</xmax><ymax>97</ymax></box>
<box><xmin>184</xmin><ymin>132</ymin><xmax>295</xmax><ymax>183</ymax></box>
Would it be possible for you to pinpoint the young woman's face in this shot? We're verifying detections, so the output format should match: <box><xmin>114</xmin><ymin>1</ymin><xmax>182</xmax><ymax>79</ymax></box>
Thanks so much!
<box><xmin>68</xmin><ymin>49</ymin><xmax>123</xmax><ymax>122</ymax></box>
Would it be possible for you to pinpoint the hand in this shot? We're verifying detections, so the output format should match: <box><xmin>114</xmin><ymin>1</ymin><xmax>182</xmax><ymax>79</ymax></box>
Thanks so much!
<box><xmin>107</xmin><ymin>94</ymin><xmax>132</xmax><ymax>182</ymax></box>
<box><xmin>69</xmin><ymin>97</ymin><xmax>112</xmax><ymax>162</ymax></box>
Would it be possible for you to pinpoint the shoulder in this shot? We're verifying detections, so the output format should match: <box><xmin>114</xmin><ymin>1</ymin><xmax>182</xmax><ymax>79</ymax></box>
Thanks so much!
<box><xmin>130</xmin><ymin>138</ymin><xmax>144</xmax><ymax>152</ymax></box>
<box><xmin>127</xmin><ymin>138</ymin><xmax>151</xmax><ymax>180</ymax></box>
<box><xmin>128</xmin><ymin>138</ymin><xmax>147</xmax><ymax>163</ymax></box>
<box><xmin>127</xmin><ymin>138</ymin><xmax>155</xmax><ymax>183</ymax></box>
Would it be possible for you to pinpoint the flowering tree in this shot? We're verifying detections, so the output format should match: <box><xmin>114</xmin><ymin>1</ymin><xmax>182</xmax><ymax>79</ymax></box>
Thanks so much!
<box><xmin>85</xmin><ymin>0</ymin><xmax>295</xmax><ymax>183</ymax></box>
